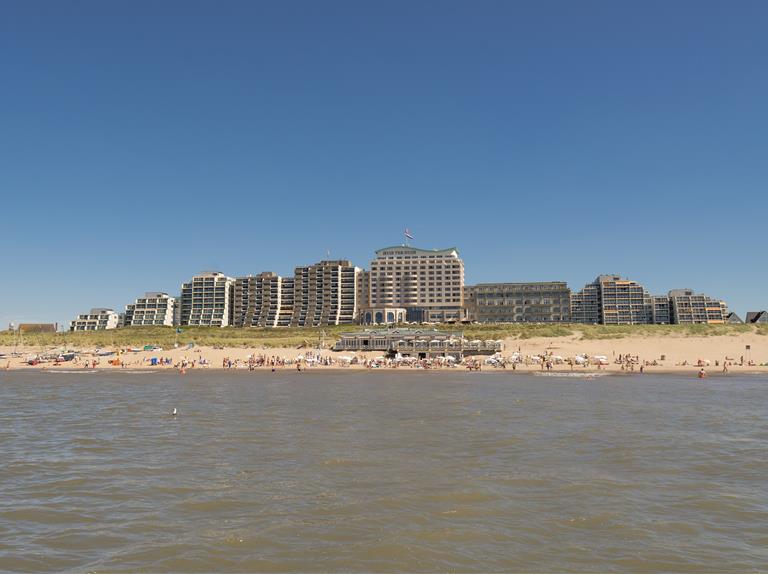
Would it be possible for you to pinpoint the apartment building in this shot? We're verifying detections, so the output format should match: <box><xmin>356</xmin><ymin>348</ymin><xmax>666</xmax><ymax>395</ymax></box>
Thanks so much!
<box><xmin>651</xmin><ymin>295</ymin><xmax>671</xmax><ymax>325</ymax></box>
<box><xmin>367</xmin><ymin>246</ymin><xmax>464</xmax><ymax>323</ymax></box>
<box><xmin>233</xmin><ymin>272</ymin><xmax>294</xmax><ymax>327</ymax></box>
<box><xmin>668</xmin><ymin>289</ymin><xmax>727</xmax><ymax>324</ymax></box>
<box><xmin>179</xmin><ymin>271</ymin><xmax>235</xmax><ymax>327</ymax></box>
<box><xmin>464</xmin><ymin>282</ymin><xmax>571</xmax><ymax>323</ymax></box>
<box><xmin>123</xmin><ymin>292</ymin><xmax>176</xmax><ymax>326</ymax></box>
<box><xmin>570</xmin><ymin>279</ymin><xmax>601</xmax><ymax>324</ymax></box>
<box><xmin>69</xmin><ymin>308</ymin><xmax>119</xmax><ymax>331</ymax></box>
<box><xmin>291</xmin><ymin>260</ymin><xmax>360</xmax><ymax>326</ymax></box>
<box><xmin>571</xmin><ymin>275</ymin><xmax>653</xmax><ymax>325</ymax></box>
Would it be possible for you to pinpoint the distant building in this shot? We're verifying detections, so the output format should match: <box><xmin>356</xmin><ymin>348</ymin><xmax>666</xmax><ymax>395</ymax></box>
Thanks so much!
<box><xmin>70</xmin><ymin>308</ymin><xmax>119</xmax><ymax>331</ymax></box>
<box><xmin>571</xmin><ymin>275</ymin><xmax>653</xmax><ymax>325</ymax></box>
<box><xmin>180</xmin><ymin>271</ymin><xmax>235</xmax><ymax>327</ymax></box>
<box><xmin>366</xmin><ymin>246</ymin><xmax>465</xmax><ymax>323</ymax></box>
<box><xmin>652</xmin><ymin>295</ymin><xmax>671</xmax><ymax>325</ymax></box>
<box><xmin>745</xmin><ymin>311</ymin><xmax>768</xmax><ymax>324</ymax></box>
<box><xmin>464</xmin><ymin>282</ymin><xmax>571</xmax><ymax>323</ymax></box>
<box><xmin>123</xmin><ymin>292</ymin><xmax>176</xmax><ymax>326</ymax></box>
<box><xmin>668</xmin><ymin>289</ymin><xmax>727</xmax><ymax>324</ymax></box>
<box><xmin>333</xmin><ymin>328</ymin><xmax>503</xmax><ymax>358</ymax></box>
<box><xmin>233</xmin><ymin>272</ymin><xmax>294</xmax><ymax>327</ymax></box>
<box><xmin>291</xmin><ymin>260</ymin><xmax>360</xmax><ymax>326</ymax></box>
<box><xmin>726</xmin><ymin>312</ymin><xmax>743</xmax><ymax>324</ymax></box>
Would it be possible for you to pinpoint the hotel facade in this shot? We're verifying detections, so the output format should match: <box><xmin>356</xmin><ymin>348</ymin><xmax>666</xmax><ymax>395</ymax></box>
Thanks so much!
<box><xmin>363</xmin><ymin>246</ymin><xmax>465</xmax><ymax>324</ymax></box>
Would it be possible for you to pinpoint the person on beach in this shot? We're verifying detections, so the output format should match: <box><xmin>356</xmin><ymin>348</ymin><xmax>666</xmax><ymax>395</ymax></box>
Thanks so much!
<box><xmin>698</xmin><ymin>368</ymin><xmax>707</xmax><ymax>378</ymax></box>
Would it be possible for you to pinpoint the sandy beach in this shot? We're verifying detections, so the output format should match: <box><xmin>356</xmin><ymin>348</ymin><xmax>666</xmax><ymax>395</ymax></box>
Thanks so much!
<box><xmin>2</xmin><ymin>332</ymin><xmax>767</xmax><ymax>376</ymax></box>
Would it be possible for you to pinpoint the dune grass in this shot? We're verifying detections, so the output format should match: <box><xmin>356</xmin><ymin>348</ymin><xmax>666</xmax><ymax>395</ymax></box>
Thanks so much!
<box><xmin>1</xmin><ymin>322</ymin><xmax>765</xmax><ymax>350</ymax></box>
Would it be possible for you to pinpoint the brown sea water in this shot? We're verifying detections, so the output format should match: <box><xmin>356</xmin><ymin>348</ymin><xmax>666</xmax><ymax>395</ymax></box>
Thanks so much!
<box><xmin>0</xmin><ymin>370</ymin><xmax>766</xmax><ymax>573</ymax></box>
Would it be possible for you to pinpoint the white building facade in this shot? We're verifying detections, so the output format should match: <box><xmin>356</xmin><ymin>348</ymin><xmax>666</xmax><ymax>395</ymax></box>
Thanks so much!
<box><xmin>123</xmin><ymin>292</ymin><xmax>176</xmax><ymax>326</ymax></box>
<box><xmin>365</xmin><ymin>246</ymin><xmax>465</xmax><ymax>323</ymax></box>
<box><xmin>69</xmin><ymin>308</ymin><xmax>119</xmax><ymax>331</ymax></box>
<box><xmin>180</xmin><ymin>271</ymin><xmax>235</xmax><ymax>327</ymax></box>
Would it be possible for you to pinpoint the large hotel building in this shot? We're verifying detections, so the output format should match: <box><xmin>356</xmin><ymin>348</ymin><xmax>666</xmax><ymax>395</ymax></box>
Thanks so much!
<box><xmin>362</xmin><ymin>246</ymin><xmax>465</xmax><ymax>323</ymax></box>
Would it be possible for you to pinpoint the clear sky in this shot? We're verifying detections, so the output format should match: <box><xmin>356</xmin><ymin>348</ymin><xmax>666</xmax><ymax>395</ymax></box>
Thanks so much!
<box><xmin>2</xmin><ymin>0</ymin><xmax>767</xmax><ymax>327</ymax></box>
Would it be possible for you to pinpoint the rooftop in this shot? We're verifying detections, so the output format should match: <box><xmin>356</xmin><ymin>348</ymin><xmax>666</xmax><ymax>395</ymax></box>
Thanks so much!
<box><xmin>374</xmin><ymin>245</ymin><xmax>460</xmax><ymax>257</ymax></box>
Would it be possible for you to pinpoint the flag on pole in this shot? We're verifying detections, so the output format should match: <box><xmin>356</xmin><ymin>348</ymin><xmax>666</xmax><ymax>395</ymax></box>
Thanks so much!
<box><xmin>404</xmin><ymin>228</ymin><xmax>414</xmax><ymax>240</ymax></box>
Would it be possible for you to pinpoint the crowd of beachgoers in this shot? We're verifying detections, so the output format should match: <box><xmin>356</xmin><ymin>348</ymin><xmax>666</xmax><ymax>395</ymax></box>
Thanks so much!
<box><xmin>3</xmin><ymin>341</ymin><xmax>767</xmax><ymax>376</ymax></box>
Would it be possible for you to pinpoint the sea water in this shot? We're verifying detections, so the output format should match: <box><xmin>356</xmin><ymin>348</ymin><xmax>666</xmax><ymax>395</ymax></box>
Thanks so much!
<box><xmin>1</xmin><ymin>370</ymin><xmax>766</xmax><ymax>572</ymax></box>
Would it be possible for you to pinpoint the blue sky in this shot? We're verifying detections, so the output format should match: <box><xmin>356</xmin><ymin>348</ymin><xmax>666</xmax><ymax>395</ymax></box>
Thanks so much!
<box><xmin>2</xmin><ymin>0</ymin><xmax>767</xmax><ymax>327</ymax></box>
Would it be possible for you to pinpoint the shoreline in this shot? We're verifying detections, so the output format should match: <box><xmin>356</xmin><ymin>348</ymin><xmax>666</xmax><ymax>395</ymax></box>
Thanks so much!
<box><xmin>11</xmin><ymin>367</ymin><xmax>767</xmax><ymax>377</ymax></box>
<box><xmin>3</xmin><ymin>359</ymin><xmax>766</xmax><ymax>378</ymax></box>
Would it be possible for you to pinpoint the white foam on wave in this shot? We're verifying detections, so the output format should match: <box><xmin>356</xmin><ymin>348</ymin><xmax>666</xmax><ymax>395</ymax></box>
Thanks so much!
<box><xmin>44</xmin><ymin>370</ymin><xmax>99</xmax><ymax>374</ymax></box>
<box><xmin>533</xmin><ymin>372</ymin><xmax>611</xmax><ymax>378</ymax></box>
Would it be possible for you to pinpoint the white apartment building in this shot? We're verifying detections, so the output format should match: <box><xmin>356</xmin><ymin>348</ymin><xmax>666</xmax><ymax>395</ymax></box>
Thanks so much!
<box><xmin>366</xmin><ymin>246</ymin><xmax>465</xmax><ymax>323</ymax></box>
<box><xmin>123</xmin><ymin>292</ymin><xmax>176</xmax><ymax>326</ymax></box>
<box><xmin>69</xmin><ymin>308</ymin><xmax>119</xmax><ymax>331</ymax></box>
<box><xmin>180</xmin><ymin>271</ymin><xmax>235</xmax><ymax>327</ymax></box>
